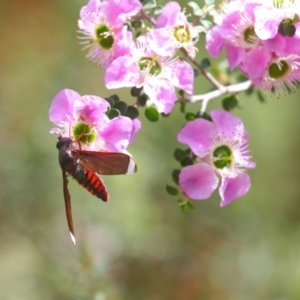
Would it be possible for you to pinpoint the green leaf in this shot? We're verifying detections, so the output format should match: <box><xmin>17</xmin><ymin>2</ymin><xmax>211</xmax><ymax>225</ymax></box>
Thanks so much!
<box><xmin>178</xmin><ymin>89</ymin><xmax>184</xmax><ymax>97</ymax></box>
<box><xmin>184</xmin><ymin>148</ymin><xmax>191</xmax><ymax>155</ymax></box>
<box><xmin>193</xmin><ymin>69</ymin><xmax>200</xmax><ymax>78</ymax></box>
<box><xmin>187</xmin><ymin>201</ymin><xmax>196</xmax><ymax>211</ymax></box>
<box><xmin>180</xmin><ymin>203</ymin><xmax>189</xmax><ymax>214</ymax></box>
<box><xmin>222</xmin><ymin>95</ymin><xmax>238</xmax><ymax>111</ymax></box>
<box><xmin>178</xmin><ymin>200</ymin><xmax>195</xmax><ymax>213</ymax></box>
<box><xmin>185</xmin><ymin>112</ymin><xmax>195</xmax><ymax>121</ymax></box>
<box><xmin>166</xmin><ymin>185</ymin><xmax>179</xmax><ymax>196</ymax></box>
<box><xmin>105</xmin><ymin>94</ymin><xmax>120</xmax><ymax>106</ymax></box>
<box><xmin>174</xmin><ymin>148</ymin><xmax>186</xmax><ymax>162</ymax></box>
<box><xmin>200</xmin><ymin>19</ymin><xmax>213</xmax><ymax>29</ymax></box>
<box><xmin>177</xmin><ymin>199</ymin><xmax>187</xmax><ymax>206</ymax></box>
<box><xmin>125</xmin><ymin>106</ymin><xmax>139</xmax><ymax>119</ymax></box>
<box><xmin>107</xmin><ymin>108</ymin><xmax>120</xmax><ymax>119</ymax></box>
<box><xmin>187</xmin><ymin>2</ymin><xmax>204</xmax><ymax>17</ymax></box>
<box><xmin>196</xmin><ymin>111</ymin><xmax>211</xmax><ymax>121</ymax></box>
<box><xmin>180</xmin><ymin>157</ymin><xmax>194</xmax><ymax>167</ymax></box>
<box><xmin>142</xmin><ymin>0</ymin><xmax>156</xmax><ymax>10</ymax></box>
<box><xmin>244</xmin><ymin>85</ymin><xmax>254</xmax><ymax>96</ymax></box>
<box><xmin>180</xmin><ymin>102</ymin><xmax>186</xmax><ymax>113</ymax></box>
<box><xmin>104</xmin><ymin>97</ymin><xmax>114</xmax><ymax>107</ymax></box>
<box><xmin>137</xmin><ymin>94</ymin><xmax>148</xmax><ymax>106</ymax></box>
<box><xmin>114</xmin><ymin>101</ymin><xmax>128</xmax><ymax>115</ymax></box>
<box><xmin>153</xmin><ymin>6</ymin><xmax>163</xmax><ymax>16</ymax></box>
<box><xmin>256</xmin><ymin>89</ymin><xmax>266</xmax><ymax>103</ymax></box>
<box><xmin>131</xmin><ymin>86</ymin><xmax>143</xmax><ymax>97</ymax></box>
<box><xmin>172</xmin><ymin>169</ymin><xmax>180</xmax><ymax>185</ymax></box>
<box><xmin>200</xmin><ymin>58</ymin><xmax>211</xmax><ymax>69</ymax></box>
<box><xmin>145</xmin><ymin>106</ymin><xmax>160</xmax><ymax>122</ymax></box>
<box><xmin>131</xmin><ymin>20</ymin><xmax>142</xmax><ymax>29</ymax></box>
<box><xmin>105</xmin><ymin>105</ymin><xmax>111</xmax><ymax>114</ymax></box>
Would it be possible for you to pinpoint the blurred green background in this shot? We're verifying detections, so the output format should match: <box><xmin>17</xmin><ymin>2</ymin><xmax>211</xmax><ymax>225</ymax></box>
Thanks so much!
<box><xmin>1</xmin><ymin>0</ymin><xmax>300</xmax><ymax>299</ymax></box>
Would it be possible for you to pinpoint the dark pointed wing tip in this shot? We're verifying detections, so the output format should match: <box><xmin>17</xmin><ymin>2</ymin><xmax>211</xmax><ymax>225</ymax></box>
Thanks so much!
<box><xmin>70</xmin><ymin>232</ymin><xmax>76</xmax><ymax>246</ymax></box>
<box><xmin>127</xmin><ymin>157</ymin><xmax>137</xmax><ymax>175</ymax></box>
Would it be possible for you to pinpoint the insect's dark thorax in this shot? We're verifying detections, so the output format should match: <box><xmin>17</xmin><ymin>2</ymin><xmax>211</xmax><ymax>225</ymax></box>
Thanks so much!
<box><xmin>58</xmin><ymin>146</ymin><xmax>78</xmax><ymax>174</ymax></box>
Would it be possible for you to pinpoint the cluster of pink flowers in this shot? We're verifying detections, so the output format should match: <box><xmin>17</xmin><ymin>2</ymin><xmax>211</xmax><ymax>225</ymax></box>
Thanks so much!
<box><xmin>78</xmin><ymin>0</ymin><xmax>197</xmax><ymax>114</ymax></box>
<box><xmin>206</xmin><ymin>0</ymin><xmax>300</xmax><ymax>94</ymax></box>
<box><xmin>49</xmin><ymin>0</ymin><xmax>258</xmax><ymax>207</ymax></box>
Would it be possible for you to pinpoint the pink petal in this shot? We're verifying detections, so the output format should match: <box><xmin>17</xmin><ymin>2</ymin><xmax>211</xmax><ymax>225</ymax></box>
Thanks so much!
<box><xmin>129</xmin><ymin>118</ymin><xmax>141</xmax><ymax>144</ymax></box>
<box><xmin>146</xmin><ymin>29</ymin><xmax>176</xmax><ymax>57</ymax></box>
<box><xmin>239</xmin><ymin>131</ymin><xmax>256</xmax><ymax>169</ymax></box>
<box><xmin>49</xmin><ymin>89</ymin><xmax>79</xmax><ymax>125</ymax></box>
<box><xmin>76</xmin><ymin>95</ymin><xmax>109</xmax><ymax>123</ymax></box>
<box><xmin>254</xmin><ymin>5</ymin><xmax>282</xmax><ymax>40</ymax></box>
<box><xmin>144</xmin><ymin>79</ymin><xmax>177</xmax><ymax>114</ymax></box>
<box><xmin>100</xmin><ymin>116</ymin><xmax>133</xmax><ymax>152</ymax></box>
<box><xmin>219</xmin><ymin>173</ymin><xmax>251</xmax><ymax>207</ymax></box>
<box><xmin>49</xmin><ymin>127</ymin><xmax>61</xmax><ymax>134</ymax></box>
<box><xmin>263</xmin><ymin>34</ymin><xmax>286</xmax><ymax>54</ymax></box>
<box><xmin>205</xmin><ymin>27</ymin><xmax>224</xmax><ymax>57</ymax></box>
<box><xmin>225</xmin><ymin>43</ymin><xmax>244</xmax><ymax>70</ymax></box>
<box><xmin>100</xmin><ymin>0</ymin><xmax>142</xmax><ymax>25</ymax></box>
<box><xmin>79</xmin><ymin>0</ymin><xmax>100</xmax><ymax>19</ymax></box>
<box><xmin>177</xmin><ymin>118</ymin><xmax>217</xmax><ymax>157</ymax></box>
<box><xmin>168</xmin><ymin>59</ymin><xmax>194</xmax><ymax>94</ymax></box>
<box><xmin>241</xmin><ymin>46</ymin><xmax>270</xmax><ymax>80</ymax></box>
<box><xmin>282</xmin><ymin>37</ymin><xmax>300</xmax><ymax>56</ymax></box>
<box><xmin>113</xmin><ymin>27</ymin><xmax>134</xmax><ymax>58</ymax></box>
<box><xmin>105</xmin><ymin>56</ymin><xmax>139</xmax><ymax>89</ymax></box>
<box><xmin>210</xmin><ymin>110</ymin><xmax>244</xmax><ymax>142</ymax></box>
<box><xmin>77</xmin><ymin>95</ymin><xmax>109</xmax><ymax>123</ymax></box>
<box><xmin>294</xmin><ymin>22</ymin><xmax>300</xmax><ymax>39</ymax></box>
<box><xmin>156</xmin><ymin>1</ymin><xmax>181</xmax><ymax>28</ymax></box>
<box><xmin>179</xmin><ymin>163</ymin><xmax>219</xmax><ymax>200</ymax></box>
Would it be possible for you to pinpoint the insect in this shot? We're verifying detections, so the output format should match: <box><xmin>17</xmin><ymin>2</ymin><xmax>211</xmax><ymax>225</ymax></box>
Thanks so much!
<box><xmin>56</xmin><ymin>136</ymin><xmax>137</xmax><ymax>245</ymax></box>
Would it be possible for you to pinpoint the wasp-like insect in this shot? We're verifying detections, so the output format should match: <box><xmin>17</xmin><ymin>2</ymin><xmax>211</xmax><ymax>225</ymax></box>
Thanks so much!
<box><xmin>56</xmin><ymin>137</ymin><xmax>137</xmax><ymax>245</ymax></box>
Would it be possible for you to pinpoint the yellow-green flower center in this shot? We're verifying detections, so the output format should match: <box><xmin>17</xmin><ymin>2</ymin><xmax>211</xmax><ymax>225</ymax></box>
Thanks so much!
<box><xmin>173</xmin><ymin>25</ymin><xmax>190</xmax><ymax>43</ymax></box>
<box><xmin>73</xmin><ymin>123</ymin><xmax>96</xmax><ymax>144</ymax></box>
<box><xmin>95</xmin><ymin>25</ymin><xmax>114</xmax><ymax>50</ymax></box>
<box><xmin>268</xmin><ymin>60</ymin><xmax>289</xmax><ymax>79</ymax></box>
<box><xmin>213</xmin><ymin>145</ymin><xmax>233</xmax><ymax>169</ymax></box>
<box><xmin>243</xmin><ymin>26</ymin><xmax>257</xmax><ymax>44</ymax></box>
<box><xmin>138</xmin><ymin>57</ymin><xmax>161</xmax><ymax>76</ymax></box>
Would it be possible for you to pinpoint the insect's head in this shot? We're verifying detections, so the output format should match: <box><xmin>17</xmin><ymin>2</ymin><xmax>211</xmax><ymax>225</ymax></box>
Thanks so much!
<box><xmin>56</xmin><ymin>137</ymin><xmax>73</xmax><ymax>150</ymax></box>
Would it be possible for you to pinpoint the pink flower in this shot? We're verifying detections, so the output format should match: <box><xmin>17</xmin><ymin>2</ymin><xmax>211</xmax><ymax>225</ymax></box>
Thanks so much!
<box><xmin>49</xmin><ymin>89</ymin><xmax>138</xmax><ymax>152</ymax></box>
<box><xmin>156</xmin><ymin>1</ymin><xmax>200</xmax><ymax>58</ymax></box>
<box><xmin>105</xmin><ymin>31</ymin><xmax>194</xmax><ymax>114</ymax></box>
<box><xmin>177</xmin><ymin>110</ymin><xmax>256</xmax><ymax>206</ymax></box>
<box><xmin>78</xmin><ymin>0</ymin><xmax>141</xmax><ymax>67</ymax></box>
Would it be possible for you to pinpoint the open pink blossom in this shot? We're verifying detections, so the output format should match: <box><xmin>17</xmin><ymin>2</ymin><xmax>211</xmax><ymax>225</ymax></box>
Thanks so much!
<box><xmin>105</xmin><ymin>31</ymin><xmax>194</xmax><ymax>114</ymax></box>
<box><xmin>78</xmin><ymin>0</ymin><xmax>141</xmax><ymax>67</ymax></box>
<box><xmin>156</xmin><ymin>1</ymin><xmax>200</xmax><ymax>58</ymax></box>
<box><xmin>49</xmin><ymin>89</ymin><xmax>138</xmax><ymax>152</ymax></box>
<box><xmin>177</xmin><ymin>110</ymin><xmax>256</xmax><ymax>206</ymax></box>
